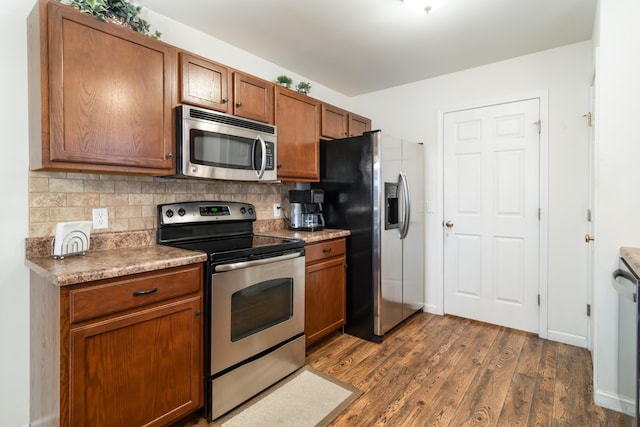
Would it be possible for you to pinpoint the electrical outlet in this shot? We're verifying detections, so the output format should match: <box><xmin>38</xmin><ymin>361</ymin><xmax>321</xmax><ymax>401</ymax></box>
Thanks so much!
<box><xmin>92</xmin><ymin>208</ymin><xmax>109</xmax><ymax>229</ymax></box>
<box><xmin>273</xmin><ymin>204</ymin><xmax>281</xmax><ymax>218</ymax></box>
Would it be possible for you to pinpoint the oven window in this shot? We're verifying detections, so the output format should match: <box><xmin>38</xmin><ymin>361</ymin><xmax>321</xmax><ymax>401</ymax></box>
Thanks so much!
<box><xmin>230</xmin><ymin>278</ymin><xmax>293</xmax><ymax>342</ymax></box>
<box><xmin>191</xmin><ymin>129</ymin><xmax>257</xmax><ymax>170</ymax></box>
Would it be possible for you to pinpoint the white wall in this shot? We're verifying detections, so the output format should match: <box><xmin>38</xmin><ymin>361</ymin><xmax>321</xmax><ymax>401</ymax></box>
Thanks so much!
<box><xmin>1</xmin><ymin>2</ymin><xmax>32</xmax><ymax>426</ymax></box>
<box><xmin>592</xmin><ymin>0</ymin><xmax>640</xmax><ymax>411</ymax></box>
<box><xmin>352</xmin><ymin>41</ymin><xmax>594</xmax><ymax>346</ymax></box>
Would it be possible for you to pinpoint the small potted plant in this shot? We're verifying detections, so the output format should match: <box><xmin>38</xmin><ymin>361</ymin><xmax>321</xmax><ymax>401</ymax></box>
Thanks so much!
<box><xmin>59</xmin><ymin>0</ymin><xmax>162</xmax><ymax>39</ymax></box>
<box><xmin>275</xmin><ymin>75</ymin><xmax>293</xmax><ymax>88</ymax></box>
<box><xmin>295</xmin><ymin>81</ymin><xmax>312</xmax><ymax>95</ymax></box>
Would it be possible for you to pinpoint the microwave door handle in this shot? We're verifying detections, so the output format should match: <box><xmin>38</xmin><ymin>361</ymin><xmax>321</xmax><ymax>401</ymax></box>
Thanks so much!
<box><xmin>255</xmin><ymin>135</ymin><xmax>267</xmax><ymax>179</ymax></box>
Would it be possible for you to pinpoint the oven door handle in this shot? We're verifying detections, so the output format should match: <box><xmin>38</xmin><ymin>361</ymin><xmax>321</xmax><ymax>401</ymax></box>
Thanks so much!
<box><xmin>612</xmin><ymin>268</ymin><xmax>638</xmax><ymax>303</ymax></box>
<box><xmin>215</xmin><ymin>251</ymin><xmax>302</xmax><ymax>272</ymax></box>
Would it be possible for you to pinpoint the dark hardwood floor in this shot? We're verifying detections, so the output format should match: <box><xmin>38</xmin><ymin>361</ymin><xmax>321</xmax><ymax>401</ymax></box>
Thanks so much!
<box><xmin>306</xmin><ymin>312</ymin><xmax>626</xmax><ymax>426</ymax></box>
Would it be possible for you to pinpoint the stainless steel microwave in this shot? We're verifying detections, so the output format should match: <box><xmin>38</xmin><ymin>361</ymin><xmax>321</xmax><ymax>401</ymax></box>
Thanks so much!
<box><xmin>176</xmin><ymin>105</ymin><xmax>278</xmax><ymax>182</ymax></box>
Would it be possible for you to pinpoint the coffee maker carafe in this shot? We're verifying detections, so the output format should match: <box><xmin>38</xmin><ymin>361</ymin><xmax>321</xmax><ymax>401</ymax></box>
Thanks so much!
<box><xmin>289</xmin><ymin>189</ymin><xmax>325</xmax><ymax>231</ymax></box>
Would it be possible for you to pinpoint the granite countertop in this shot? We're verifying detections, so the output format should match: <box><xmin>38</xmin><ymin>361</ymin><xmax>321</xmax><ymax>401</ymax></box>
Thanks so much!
<box><xmin>26</xmin><ymin>245</ymin><xmax>207</xmax><ymax>287</ymax></box>
<box><xmin>25</xmin><ymin>227</ymin><xmax>349</xmax><ymax>287</ymax></box>
<box><xmin>259</xmin><ymin>228</ymin><xmax>350</xmax><ymax>244</ymax></box>
<box><xmin>621</xmin><ymin>247</ymin><xmax>640</xmax><ymax>276</ymax></box>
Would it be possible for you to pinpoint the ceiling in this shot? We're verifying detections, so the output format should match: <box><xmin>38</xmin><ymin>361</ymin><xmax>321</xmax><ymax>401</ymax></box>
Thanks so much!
<box><xmin>136</xmin><ymin>0</ymin><xmax>596</xmax><ymax>96</ymax></box>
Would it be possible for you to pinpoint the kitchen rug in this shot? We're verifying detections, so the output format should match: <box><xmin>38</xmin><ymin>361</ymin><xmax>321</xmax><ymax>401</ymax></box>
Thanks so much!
<box><xmin>212</xmin><ymin>366</ymin><xmax>362</xmax><ymax>427</ymax></box>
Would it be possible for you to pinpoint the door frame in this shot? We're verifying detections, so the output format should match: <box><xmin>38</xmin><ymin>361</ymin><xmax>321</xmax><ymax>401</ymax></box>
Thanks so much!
<box><xmin>435</xmin><ymin>91</ymin><xmax>549</xmax><ymax>338</ymax></box>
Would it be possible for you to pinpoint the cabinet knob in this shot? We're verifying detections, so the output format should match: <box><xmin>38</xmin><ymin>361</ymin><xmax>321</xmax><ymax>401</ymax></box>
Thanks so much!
<box><xmin>222</xmin><ymin>98</ymin><xmax>229</xmax><ymax>104</ymax></box>
<box><xmin>167</xmin><ymin>152</ymin><xmax>173</xmax><ymax>159</ymax></box>
<box><xmin>236</xmin><ymin>101</ymin><xmax>243</xmax><ymax>107</ymax></box>
<box><xmin>277</xmin><ymin>164</ymin><xmax>282</xmax><ymax>169</ymax></box>
<box><xmin>195</xmin><ymin>310</ymin><xmax>202</xmax><ymax>317</ymax></box>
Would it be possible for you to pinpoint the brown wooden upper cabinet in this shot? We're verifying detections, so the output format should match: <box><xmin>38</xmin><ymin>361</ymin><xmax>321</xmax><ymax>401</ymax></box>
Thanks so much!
<box><xmin>233</xmin><ymin>72</ymin><xmax>275</xmax><ymax>124</ymax></box>
<box><xmin>179</xmin><ymin>52</ymin><xmax>274</xmax><ymax>124</ymax></box>
<box><xmin>275</xmin><ymin>87</ymin><xmax>320</xmax><ymax>181</ymax></box>
<box><xmin>179</xmin><ymin>52</ymin><xmax>232</xmax><ymax>113</ymax></box>
<box><xmin>320</xmin><ymin>103</ymin><xmax>371</xmax><ymax>139</ymax></box>
<box><xmin>28</xmin><ymin>0</ymin><xmax>177</xmax><ymax>175</ymax></box>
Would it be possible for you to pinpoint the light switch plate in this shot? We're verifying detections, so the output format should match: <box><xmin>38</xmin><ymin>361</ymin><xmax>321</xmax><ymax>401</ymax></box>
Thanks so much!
<box><xmin>52</xmin><ymin>221</ymin><xmax>92</xmax><ymax>258</ymax></box>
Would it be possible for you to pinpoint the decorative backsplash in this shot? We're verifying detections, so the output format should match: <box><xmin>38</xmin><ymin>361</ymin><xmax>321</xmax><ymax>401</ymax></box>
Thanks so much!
<box><xmin>28</xmin><ymin>171</ymin><xmax>293</xmax><ymax>238</ymax></box>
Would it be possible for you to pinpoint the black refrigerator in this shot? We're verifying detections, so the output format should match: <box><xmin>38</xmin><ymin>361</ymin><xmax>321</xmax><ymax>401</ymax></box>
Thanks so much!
<box><xmin>314</xmin><ymin>130</ymin><xmax>425</xmax><ymax>342</ymax></box>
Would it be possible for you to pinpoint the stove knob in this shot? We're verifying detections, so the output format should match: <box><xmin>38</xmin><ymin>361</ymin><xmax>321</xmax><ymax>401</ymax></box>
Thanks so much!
<box><xmin>165</xmin><ymin>209</ymin><xmax>174</xmax><ymax>218</ymax></box>
<box><xmin>240</xmin><ymin>207</ymin><xmax>246</xmax><ymax>214</ymax></box>
<box><xmin>248</xmin><ymin>207</ymin><xmax>254</xmax><ymax>215</ymax></box>
<box><xmin>178</xmin><ymin>208</ymin><xmax>186</xmax><ymax>216</ymax></box>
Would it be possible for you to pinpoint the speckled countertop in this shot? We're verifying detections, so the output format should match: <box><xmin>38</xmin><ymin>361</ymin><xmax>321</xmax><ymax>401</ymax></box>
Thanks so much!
<box><xmin>25</xmin><ymin>227</ymin><xmax>349</xmax><ymax>287</ymax></box>
<box><xmin>26</xmin><ymin>245</ymin><xmax>207</xmax><ymax>287</ymax></box>
<box><xmin>259</xmin><ymin>228</ymin><xmax>350</xmax><ymax>243</ymax></box>
<box><xmin>621</xmin><ymin>247</ymin><xmax>640</xmax><ymax>276</ymax></box>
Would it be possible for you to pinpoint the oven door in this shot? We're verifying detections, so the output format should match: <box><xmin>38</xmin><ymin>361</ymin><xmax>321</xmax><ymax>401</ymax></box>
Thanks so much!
<box><xmin>211</xmin><ymin>251</ymin><xmax>305</xmax><ymax>375</ymax></box>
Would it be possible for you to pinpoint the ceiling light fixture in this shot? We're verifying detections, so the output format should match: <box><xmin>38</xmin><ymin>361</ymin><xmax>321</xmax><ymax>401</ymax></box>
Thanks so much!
<box><xmin>402</xmin><ymin>0</ymin><xmax>449</xmax><ymax>14</ymax></box>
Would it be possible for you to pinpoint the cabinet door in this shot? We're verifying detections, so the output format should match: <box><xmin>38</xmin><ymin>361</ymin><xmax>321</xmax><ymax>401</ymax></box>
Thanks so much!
<box><xmin>180</xmin><ymin>52</ymin><xmax>231</xmax><ymax>113</ymax></box>
<box><xmin>305</xmin><ymin>256</ymin><xmax>346</xmax><ymax>346</ymax></box>
<box><xmin>348</xmin><ymin>113</ymin><xmax>372</xmax><ymax>137</ymax></box>
<box><xmin>68</xmin><ymin>296</ymin><xmax>203</xmax><ymax>427</ymax></box>
<box><xmin>320</xmin><ymin>103</ymin><xmax>349</xmax><ymax>139</ymax></box>
<box><xmin>44</xmin><ymin>2</ymin><xmax>176</xmax><ymax>174</ymax></box>
<box><xmin>275</xmin><ymin>87</ymin><xmax>320</xmax><ymax>181</ymax></box>
<box><xmin>233</xmin><ymin>72</ymin><xmax>274</xmax><ymax>124</ymax></box>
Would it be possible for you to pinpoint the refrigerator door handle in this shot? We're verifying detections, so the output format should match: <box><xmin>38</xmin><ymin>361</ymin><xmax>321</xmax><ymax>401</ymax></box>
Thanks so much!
<box><xmin>398</xmin><ymin>171</ymin><xmax>411</xmax><ymax>239</ymax></box>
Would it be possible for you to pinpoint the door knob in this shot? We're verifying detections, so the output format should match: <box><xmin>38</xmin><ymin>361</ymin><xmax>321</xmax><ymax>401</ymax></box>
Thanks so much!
<box><xmin>585</xmin><ymin>234</ymin><xmax>595</xmax><ymax>243</ymax></box>
<box><xmin>444</xmin><ymin>220</ymin><xmax>454</xmax><ymax>228</ymax></box>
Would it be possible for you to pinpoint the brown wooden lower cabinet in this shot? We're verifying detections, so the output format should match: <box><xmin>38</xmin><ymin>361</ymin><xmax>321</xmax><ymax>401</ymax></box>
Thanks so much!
<box><xmin>304</xmin><ymin>238</ymin><xmax>347</xmax><ymax>347</ymax></box>
<box><xmin>61</xmin><ymin>264</ymin><xmax>204</xmax><ymax>427</ymax></box>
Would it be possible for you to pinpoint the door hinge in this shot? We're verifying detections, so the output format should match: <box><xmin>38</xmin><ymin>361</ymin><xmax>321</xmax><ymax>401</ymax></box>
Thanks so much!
<box><xmin>587</xmin><ymin>304</ymin><xmax>591</xmax><ymax>317</ymax></box>
<box><xmin>533</xmin><ymin>120</ymin><xmax>542</xmax><ymax>134</ymax></box>
<box><xmin>583</xmin><ymin>112</ymin><xmax>593</xmax><ymax>127</ymax></box>
<box><xmin>538</xmin><ymin>294</ymin><xmax>540</xmax><ymax>306</ymax></box>
<box><xmin>538</xmin><ymin>208</ymin><xmax>541</xmax><ymax>220</ymax></box>
<box><xmin>587</xmin><ymin>208</ymin><xmax>592</xmax><ymax>222</ymax></box>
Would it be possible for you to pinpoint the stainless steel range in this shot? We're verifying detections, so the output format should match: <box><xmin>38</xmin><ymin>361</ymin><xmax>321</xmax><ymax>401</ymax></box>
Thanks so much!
<box><xmin>157</xmin><ymin>201</ymin><xmax>306</xmax><ymax>421</ymax></box>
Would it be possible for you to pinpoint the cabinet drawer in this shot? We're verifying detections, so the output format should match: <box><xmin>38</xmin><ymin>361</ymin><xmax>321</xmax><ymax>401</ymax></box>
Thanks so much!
<box><xmin>305</xmin><ymin>239</ymin><xmax>346</xmax><ymax>264</ymax></box>
<box><xmin>68</xmin><ymin>264</ymin><xmax>203</xmax><ymax>323</ymax></box>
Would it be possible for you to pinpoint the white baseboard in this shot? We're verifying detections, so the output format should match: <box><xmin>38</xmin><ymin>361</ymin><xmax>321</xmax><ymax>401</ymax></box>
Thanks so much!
<box><xmin>422</xmin><ymin>303</ymin><xmax>442</xmax><ymax>315</ymax></box>
<box><xmin>546</xmin><ymin>329</ymin><xmax>588</xmax><ymax>348</ymax></box>
<box><xmin>594</xmin><ymin>388</ymin><xmax>634</xmax><ymax>416</ymax></box>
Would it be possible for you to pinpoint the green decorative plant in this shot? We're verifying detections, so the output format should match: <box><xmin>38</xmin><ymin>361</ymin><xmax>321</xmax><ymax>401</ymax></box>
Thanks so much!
<box><xmin>296</xmin><ymin>81</ymin><xmax>312</xmax><ymax>94</ymax></box>
<box><xmin>60</xmin><ymin>0</ymin><xmax>162</xmax><ymax>39</ymax></box>
<box><xmin>275</xmin><ymin>75</ymin><xmax>293</xmax><ymax>88</ymax></box>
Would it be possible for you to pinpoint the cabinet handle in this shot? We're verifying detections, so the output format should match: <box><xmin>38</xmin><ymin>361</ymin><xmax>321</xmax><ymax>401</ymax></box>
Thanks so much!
<box><xmin>277</xmin><ymin>164</ymin><xmax>283</xmax><ymax>169</ymax></box>
<box><xmin>222</xmin><ymin>98</ymin><xmax>229</xmax><ymax>104</ymax></box>
<box><xmin>322</xmin><ymin>248</ymin><xmax>332</xmax><ymax>254</ymax></box>
<box><xmin>195</xmin><ymin>310</ymin><xmax>202</xmax><ymax>317</ymax></box>
<box><xmin>132</xmin><ymin>287</ymin><xmax>158</xmax><ymax>296</ymax></box>
<box><xmin>236</xmin><ymin>101</ymin><xmax>243</xmax><ymax>107</ymax></box>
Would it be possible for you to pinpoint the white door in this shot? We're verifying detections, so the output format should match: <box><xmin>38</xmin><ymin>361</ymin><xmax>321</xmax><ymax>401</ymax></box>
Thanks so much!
<box><xmin>443</xmin><ymin>98</ymin><xmax>540</xmax><ymax>333</ymax></box>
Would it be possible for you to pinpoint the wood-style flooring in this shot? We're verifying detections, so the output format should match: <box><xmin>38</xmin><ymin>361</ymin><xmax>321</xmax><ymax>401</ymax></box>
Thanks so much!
<box><xmin>306</xmin><ymin>312</ymin><xmax>626</xmax><ymax>426</ymax></box>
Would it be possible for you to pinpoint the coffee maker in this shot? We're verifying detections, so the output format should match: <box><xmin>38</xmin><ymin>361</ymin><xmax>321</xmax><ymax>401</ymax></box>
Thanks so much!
<box><xmin>289</xmin><ymin>189</ymin><xmax>325</xmax><ymax>231</ymax></box>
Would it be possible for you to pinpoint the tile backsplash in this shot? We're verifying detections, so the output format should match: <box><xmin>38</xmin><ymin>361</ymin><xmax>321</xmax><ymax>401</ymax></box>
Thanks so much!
<box><xmin>29</xmin><ymin>171</ymin><xmax>294</xmax><ymax>237</ymax></box>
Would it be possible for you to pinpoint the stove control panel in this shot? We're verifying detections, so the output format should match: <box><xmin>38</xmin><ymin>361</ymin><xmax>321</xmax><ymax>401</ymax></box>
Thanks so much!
<box><xmin>158</xmin><ymin>201</ymin><xmax>256</xmax><ymax>225</ymax></box>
